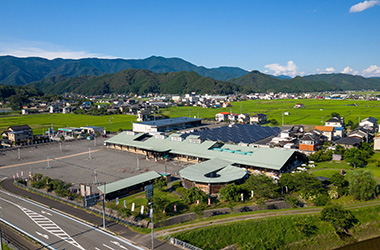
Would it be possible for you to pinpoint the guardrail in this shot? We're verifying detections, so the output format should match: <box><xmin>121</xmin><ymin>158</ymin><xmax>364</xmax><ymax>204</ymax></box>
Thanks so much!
<box><xmin>14</xmin><ymin>181</ymin><xmax>146</xmax><ymax>228</ymax></box>
<box><xmin>171</xmin><ymin>237</ymin><xmax>203</xmax><ymax>250</ymax></box>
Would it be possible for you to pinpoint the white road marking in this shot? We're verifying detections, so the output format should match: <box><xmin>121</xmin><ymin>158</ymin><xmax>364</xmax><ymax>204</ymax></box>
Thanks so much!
<box><xmin>95</xmin><ymin>248</ymin><xmax>101</xmax><ymax>250</ymax></box>
<box><xmin>0</xmin><ymin>196</ymin><xmax>85</xmax><ymax>250</ymax></box>
<box><xmin>41</xmin><ymin>210</ymin><xmax>52</xmax><ymax>216</ymax></box>
<box><xmin>103</xmin><ymin>244</ymin><xmax>116</xmax><ymax>250</ymax></box>
<box><xmin>111</xmin><ymin>240</ymin><xmax>129</xmax><ymax>249</ymax></box>
<box><xmin>0</xmin><ymin>190</ymin><xmax>143</xmax><ymax>250</ymax></box>
<box><xmin>36</xmin><ymin>231</ymin><xmax>49</xmax><ymax>239</ymax></box>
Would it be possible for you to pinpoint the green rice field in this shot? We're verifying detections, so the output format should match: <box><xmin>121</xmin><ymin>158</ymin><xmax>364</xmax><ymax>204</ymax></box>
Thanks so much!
<box><xmin>1</xmin><ymin>99</ymin><xmax>380</xmax><ymax>135</ymax></box>
<box><xmin>161</xmin><ymin>99</ymin><xmax>380</xmax><ymax>125</ymax></box>
<box><xmin>0</xmin><ymin>113</ymin><xmax>136</xmax><ymax>134</ymax></box>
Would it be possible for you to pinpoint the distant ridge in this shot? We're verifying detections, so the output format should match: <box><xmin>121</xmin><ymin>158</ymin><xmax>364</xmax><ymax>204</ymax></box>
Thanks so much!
<box><xmin>229</xmin><ymin>71</ymin><xmax>340</xmax><ymax>93</ymax></box>
<box><xmin>30</xmin><ymin>69</ymin><xmax>249</xmax><ymax>95</ymax></box>
<box><xmin>0</xmin><ymin>55</ymin><xmax>248</xmax><ymax>85</ymax></box>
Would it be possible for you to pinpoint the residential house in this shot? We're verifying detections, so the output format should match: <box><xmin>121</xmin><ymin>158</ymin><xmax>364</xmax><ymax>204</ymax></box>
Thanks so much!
<box><xmin>215</xmin><ymin>112</ymin><xmax>230</xmax><ymax>122</ymax></box>
<box><xmin>1</xmin><ymin>125</ymin><xmax>33</xmax><ymax>144</ymax></box>
<box><xmin>359</xmin><ymin>117</ymin><xmax>378</xmax><ymax>132</ymax></box>
<box><xmin>237</xmin><ymin>113</ymin><xmax>250</xmax><ymax>123</ymax></box>
<box><xmin>228</xmin><ymin>113</ymin><xmax>239</xmax><ymax>122</ymax></box>
<box><xmin>294</xmin><ymin>103</ymin><xmax>305</xmax><ymax>108</ymax></box>
<box><xmin>314</xmin><ymin>126</ymin><xmax>335</xmax><ymax>141</ymax></box>
<box><xmin>299</xmin><ymin>132</ymin><xmax>321</xmax><ymax>152</ymax></box>
<box><xmin>374</xmin><ymin>134</ymin><xmax>380</xmax><ymax>150</ymax></box>
<box><xmin>250</xmin><ymin>113</ymin><xmax>267</xmax><ymax>124</ymax></box>
<box><xmin>348</xmin><ymin>127</ymin><xmax>372</xmax><ymax>142</ymax></box>
<box><xmin>335</xmin><ymin>137</ymin><xmax>362</xmax><ymax>149</ymax></box>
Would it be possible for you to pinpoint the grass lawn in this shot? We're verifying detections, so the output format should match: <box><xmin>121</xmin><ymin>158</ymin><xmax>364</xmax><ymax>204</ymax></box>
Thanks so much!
<box><xmin>0</xmin><ymin>113</ymin><xmax>136</xmax><ymax>134</ymax></box>
<box><xmin>161</xmin><ymin>99</ymin><xmax>380</xmax><ymax>126</ymax></box>
<box><xmin>310</xmin><ymin>152</ymin><xmax>380</xmax><ymax>179</ymax></box>
<box><xmin>106</xmin><ymin>189</ymin><xmax>187</xmax><ymax>216</ymax></box>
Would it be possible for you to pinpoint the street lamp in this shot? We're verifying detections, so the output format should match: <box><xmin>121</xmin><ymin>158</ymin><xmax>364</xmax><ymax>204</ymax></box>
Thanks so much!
<box><xmin>109</xmin><ymin>117</ymin><xmax>114</xmax><ymax>134</ymax></box>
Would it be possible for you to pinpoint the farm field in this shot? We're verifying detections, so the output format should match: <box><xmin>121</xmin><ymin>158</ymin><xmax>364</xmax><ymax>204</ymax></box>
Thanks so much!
<box><xmin>0</xmin><ymin>113</ymin><xmax>136</xmax><ymax>134</ymax></box>
<box><xmin>161</xmin><ymin>99</ymin><xmax>380</xmax><ymax>126</ymax></box>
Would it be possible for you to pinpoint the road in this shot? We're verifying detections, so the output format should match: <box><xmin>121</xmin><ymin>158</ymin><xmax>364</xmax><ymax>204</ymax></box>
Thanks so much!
<box><xmin>0</xmin><ymin>189</ymin><xmax>144</xmax><ymax>250</ymax></box>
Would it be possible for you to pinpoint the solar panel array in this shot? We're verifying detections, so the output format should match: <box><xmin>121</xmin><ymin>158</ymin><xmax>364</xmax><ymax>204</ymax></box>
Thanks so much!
<box><xmin>191</xmin><ymin>124</ymin><xmax>281</xmax><ymax>144</ymax></box>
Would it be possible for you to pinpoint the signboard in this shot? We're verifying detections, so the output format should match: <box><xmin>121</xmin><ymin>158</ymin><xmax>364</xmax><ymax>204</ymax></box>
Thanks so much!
<box><xmin>80</xmin><ymin>184</ymin><xmax>86</xmax><ymax>197</ymax></box>
<box><xmin>86</xmin><ymin>186</ymin><xmax>91</xmax><ymax>196</ymax></box>
<box><xmin>145</xmin><ymin>184</ymin><xmax>153</xmax><ymax>200</ymax></box>
<box><xmin>83</xmin><ymin>194</ymin><xmax>98</xmax><ymax>208</ymax></box>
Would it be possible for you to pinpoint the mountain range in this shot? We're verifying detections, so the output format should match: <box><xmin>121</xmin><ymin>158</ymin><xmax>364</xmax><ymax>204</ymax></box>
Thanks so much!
<box><xmin>0</xmin><ymin>55</ymin><xmax>248</xmax><ymax>85</ymax></box>
<box><xmin>1</xmin><ymin>55</ymin><xmax>380</xmax><ymax>95</ymax></box>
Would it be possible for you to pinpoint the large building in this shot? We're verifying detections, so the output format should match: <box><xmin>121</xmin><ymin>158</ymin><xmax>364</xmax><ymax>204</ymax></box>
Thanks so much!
<box><xmin>132</xmin><ymin>117</ymin><xmax>202</xmax><ymax>133</ymax></box>
<box><xmin>105</xmin><ymin>131</ymin><xmax>306</xmax><ymax>193</ymax></box>
<box><xmin>190</xmin><ymin>123</ymin><xmax>280</xmax><ymax>144</ymax></box>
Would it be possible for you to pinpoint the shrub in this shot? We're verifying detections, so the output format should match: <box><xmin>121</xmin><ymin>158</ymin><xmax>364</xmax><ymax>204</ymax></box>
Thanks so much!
<box><xmin>175</xmin><ymin>187</ymin><xmax>187</xmax><ymax>195</ymax></box>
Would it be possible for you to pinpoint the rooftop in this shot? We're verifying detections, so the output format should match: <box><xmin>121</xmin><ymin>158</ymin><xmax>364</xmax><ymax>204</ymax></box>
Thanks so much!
<box><xmin>105</xmin><ymin>131</ymin><xmax>299</xmax><ymax>171</ymax></box>
<box><xmin>190</xmin><ymin>124</ymin><xmax>280</xmax><ymax>144</ymax></box>
<box><xmin>179</xmin><ymin>158</ymin><xmax>247</xmax><ymax>184</ymax></box>
<box><xmin>97</xmin><ymin>171</ymin><xmax>161</xmax><ymax>194</ymax></box>
<box><xmin>134</xmin><ymin>117</ymin><xmax>201</xmax><ymax>127</ymax></box>
<box><xmin>314</xmin><ymin>126</ymin><xmax>334</xmax><ymax>132</ymax></box>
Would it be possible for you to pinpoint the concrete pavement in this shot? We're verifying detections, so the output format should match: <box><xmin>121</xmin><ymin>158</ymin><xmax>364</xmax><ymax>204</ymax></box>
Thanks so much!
<box><xmin>1</xmin><ymin>178</ymin><xmax>181</xmax><ymax>250</ymax></box>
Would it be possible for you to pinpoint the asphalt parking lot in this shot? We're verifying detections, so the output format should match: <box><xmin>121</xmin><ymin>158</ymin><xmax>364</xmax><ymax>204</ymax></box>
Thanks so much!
<box><xmin>0</xmin><ymin>136</ymin><xmax>189</xmax><ymax>191</ymax></box>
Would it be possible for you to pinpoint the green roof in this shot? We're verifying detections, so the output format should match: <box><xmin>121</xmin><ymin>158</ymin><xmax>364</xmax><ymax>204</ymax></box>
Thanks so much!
<box><xmin>97</xmin><ymin>171</ymin><xmax>161</xmax><ymax>194</ymax></box>
<box><xmin>105</xmin><ymin>132</ymin><xmax>297</xmax><ymax>171</ymax></box>
<box><xmin>179</xmin><ymin>158</ymin><xmax>247</xmax><ymax>184</ymax></box>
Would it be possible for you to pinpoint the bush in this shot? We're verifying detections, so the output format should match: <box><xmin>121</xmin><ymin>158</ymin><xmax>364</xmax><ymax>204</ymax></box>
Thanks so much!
<box><xmin>175</xmin><ymin>187</ymin><xmax>187</xmax><ymax>195</ymax></box>
<box><xmin>314</xmin><ymin>194</ymin><xmax>330</xmax><ymax>206</ymax></box>
<box><xmin>171</xmin><ymin>181</ymin><xmax>182</xmax><ymax>190</ymax></box>
<box><xmin>183</xmin><ymin>187</ymin><xmax>207</xmax><ymax>204</ymax></box>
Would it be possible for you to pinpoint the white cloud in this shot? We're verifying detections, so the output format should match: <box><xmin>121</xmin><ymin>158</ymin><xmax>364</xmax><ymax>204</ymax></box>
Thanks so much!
<box><xmin>349</xmin><ymin>0</ymin><xmax>380</xmax><ymax>13</ymax></box>
<box><xmin>264</xmin><ymin>60</ymin><xmax>299</xmax><ymax>77</ymax></box>
<box><xmin>362</xmin><ymin>65</ymin><xmax>380</xmax><ymax>77</ymax></box>
<box><xmin>0</xmin><ymin>39</ymin><xmax>115</xmax><ymax>59</ymax></box>
<box><xmin>316</xmin><ymin>67</ymin><xmax>336</xmax><ymax>74</ymax></box>
<box><xmin>0</xmin><ymin>47</ymin><xmax>113</xmax><ymax>59</ymax></box>
<box><xmin>341</xmin><ymin>66</ymin><xmax>359</xmax><ymax>75</ymax></box>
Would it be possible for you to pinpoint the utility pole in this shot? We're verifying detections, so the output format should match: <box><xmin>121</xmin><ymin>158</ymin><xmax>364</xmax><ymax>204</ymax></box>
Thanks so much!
<box><xmin>17</xmin><ymin>148</ymin><xmax>20</xmax><ymax>160</ymax></box>
<box><xmin>102</xmin><ymin>183</ymin><xmax>106</xmax><ymax>229</ymax></box>
<box><xmin>46</xmin><ymin>156</ymin><xmax>51</xmax><ymax>169</ymax></box>
<box><xmin>136</xmin><ymin>157</ymin><xmax>140</xmax><ymax>171</ymax></box>
<box><xmin>282</xmin><ymin>111</ymin><xmax>284</xmax><ymax>127</ymax></box>
<box><xmin>59</xmin><ymin>142</ymin><xmax>62</xmax><ymax>152</ymax></box>
<box><xmin>109</xmin><ymin>117</ymin><xmax>114</xmax><ymax>134</ymax></box>
<box><xmin>149</xmin><ymin>202</ymin><xmax>154</xmax><ymax>250</ymax></box>
<box><xmin>88</xmin><ymin>147</ymin><xmax>92</xmax><ymax>159</ymax></box>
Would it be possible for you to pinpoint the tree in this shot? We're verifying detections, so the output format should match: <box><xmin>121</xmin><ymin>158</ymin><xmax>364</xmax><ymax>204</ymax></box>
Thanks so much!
<box><xmin>183</xmin><ymin>187</ymin><xmax>207</xmax><ymax>204</ymax></box>
<box><xmin>320</xmin><ymin>204</ymin><xmax>358</xmax><ymax>233</ymax></box>
<box><xmin>330</xmin><ymin>173</ymin><xmax>349</xmax><ymax>197</ymax></box>
<box><xmin>347</xmin><ymin>169</ymin><xmax>377</xmax><ymax>200</ymax></box>
<box><xmin>344</xmin><ymin>148</ymin><xmax>369</xmax><ymax>168</ymax></box>
<box><xmin>220</xmin><ymin>183</ymin><xmax>242</xmax><ymax>202</ymax></box>
<box><xmin>280</xmin><ymin>172</ymin><xmax>325</xmax><ymax>199</ymax></box>
<box><xmin>334</xmin><ymin>144</ymin><xmax>345</xmax><ymax>155</ymax></box>
<box><xmin>60</xmin><ymin>135</ymin><xmax>65</xmax><ymax>142</ymax></box>
<box><xmin>346</xmin><ymin>120</ymin><xmax>354</xmax><ymax>128</ymax></box>
<box><xmin>270</xmin><ymin>119</ymin><xmax>278</xmax><ymax>125</ymax></box>
<box><xmin>153</xmin><ymin>177</ymin><xmax>167</xmax><ymax>191</ymax></box>
<box><xmin>243</xmin><ymin>174</ymin><xmax>279</xmax><ymax>200</ymax></box>
<box><xmin>330</xmin><ymin>112</ymin><xmax>340</xmax><ymax>118</ymax></box>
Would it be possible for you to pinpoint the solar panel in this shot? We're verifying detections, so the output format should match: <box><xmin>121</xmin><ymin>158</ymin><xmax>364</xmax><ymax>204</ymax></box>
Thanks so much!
<box><xmin>189</xmin><ymin>124</ymin><xmax>280</xmax><ymax>144</ymax></box>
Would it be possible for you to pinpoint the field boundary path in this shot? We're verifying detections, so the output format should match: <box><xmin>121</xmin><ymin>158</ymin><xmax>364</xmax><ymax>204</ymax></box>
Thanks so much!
<box><xmin>0</xmin><ymin>178</ymin><xmax>181</xmax><ymax>250</ymax></box>
<box><xmin>155</xmin><ymin>200</ymin><xmax>380</xmax><ymax>237</ymax></box>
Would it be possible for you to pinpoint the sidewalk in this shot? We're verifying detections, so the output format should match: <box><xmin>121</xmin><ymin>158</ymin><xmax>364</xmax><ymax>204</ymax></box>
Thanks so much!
<box><xmin>0</xmin><ymin>178</ymin><xmax>181</xmax><ymax>250</ymax></box>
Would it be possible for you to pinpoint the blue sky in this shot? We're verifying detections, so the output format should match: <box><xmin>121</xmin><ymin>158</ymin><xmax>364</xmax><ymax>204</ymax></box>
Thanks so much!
<box><xmin>1</xmin><ymin>0</ymin><xmax>380</xmax><ymax>77</ymax></box>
